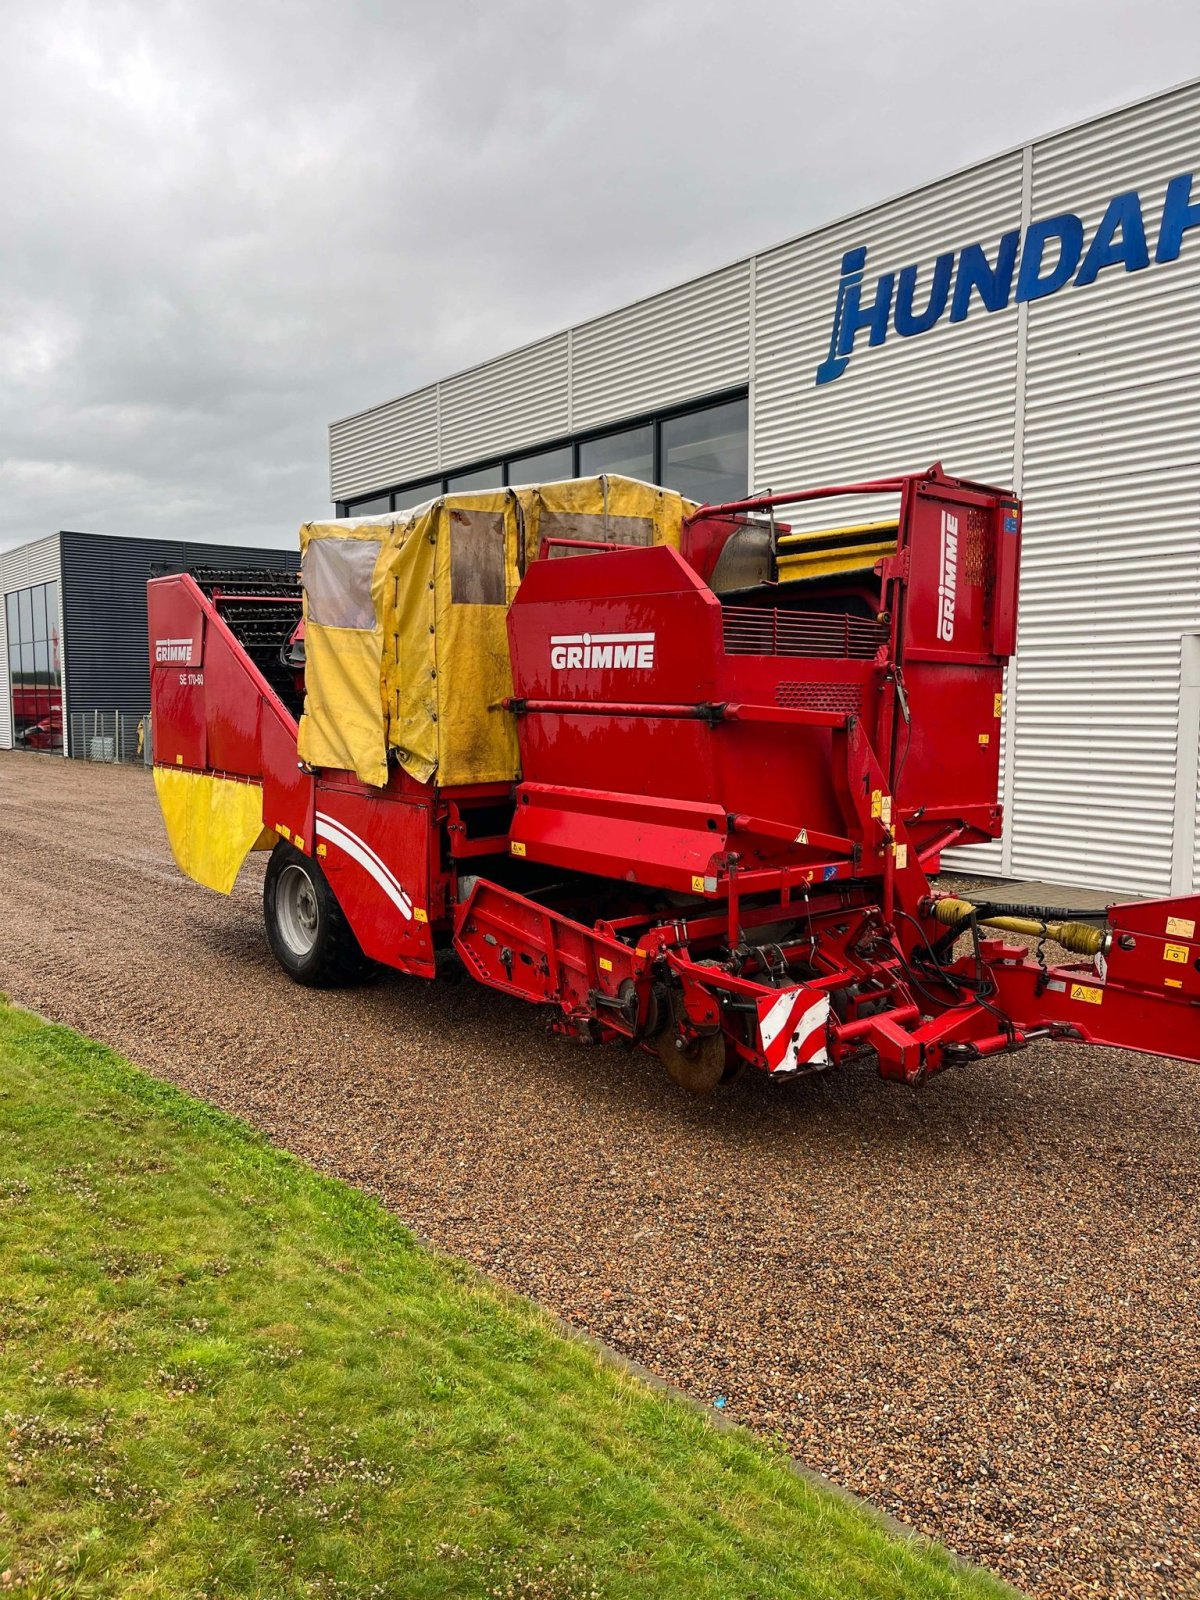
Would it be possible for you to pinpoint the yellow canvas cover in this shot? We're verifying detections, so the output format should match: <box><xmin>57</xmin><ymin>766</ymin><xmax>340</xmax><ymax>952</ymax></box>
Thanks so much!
<box><xmin>296</xmin><ymin>518</ymin><xmax>393</xmax><ymax>788</ymax></box>
<box><xmin>514</xmin><ymin>476</ymin><xmax>693</xmax><ymax>568</ymax></box>
<box><xmin>297</xmin><ymin>476</ymin><xmax>695</xmax><ymax>790</ymax></box>
<box><xmin>154</xmin><ymin>767</ymin><xmax>274</xmax><ymax>894</ymax></box>
<box><xmin>379</xmin><ymin>490</ymin><xmax>522</xmax><ymax>787</ymax></box>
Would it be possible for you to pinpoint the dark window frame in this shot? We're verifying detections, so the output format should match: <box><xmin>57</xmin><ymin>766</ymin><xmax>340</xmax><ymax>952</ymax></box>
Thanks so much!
<box><xmin>5</xmin><ymin>577</ymin><xmax>63</xmax><ymax>753</ymax></box>
<box><xmin>337</xmin><ymin>386</ymin><xmax>748</xmax><ymax>518</ymax></box>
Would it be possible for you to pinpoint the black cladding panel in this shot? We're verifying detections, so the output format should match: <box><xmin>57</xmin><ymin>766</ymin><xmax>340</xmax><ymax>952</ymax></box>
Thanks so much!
<box><xmin>58</xmin><ymin>532</ymin><xmax>298</xmax><ymax>752</ymax></box>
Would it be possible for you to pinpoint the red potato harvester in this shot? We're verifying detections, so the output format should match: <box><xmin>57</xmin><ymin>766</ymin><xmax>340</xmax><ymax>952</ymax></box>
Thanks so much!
<box><xmin>147</xmin><ymin>467</ymin><xmax>1200</xmax><ymax>1093</ymax></box>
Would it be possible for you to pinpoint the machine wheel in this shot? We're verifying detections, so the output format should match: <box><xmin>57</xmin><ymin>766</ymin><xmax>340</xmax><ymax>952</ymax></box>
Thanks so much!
<box><xmin>263</xmin><ymin>841</ymin><xmax>370</xmax><ymax>987</ymax></box>
<box><xmin>656</xmin><ymin>1029</ymin><xmax>727</xmax><ymax>1096</ymax></box>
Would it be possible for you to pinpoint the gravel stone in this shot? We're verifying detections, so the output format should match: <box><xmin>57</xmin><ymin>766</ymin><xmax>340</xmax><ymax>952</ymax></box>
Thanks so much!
<box><xmin>1</xmin><ymin>752</ymin><xmax>1197</xmax><ymax>1598</ymax></box>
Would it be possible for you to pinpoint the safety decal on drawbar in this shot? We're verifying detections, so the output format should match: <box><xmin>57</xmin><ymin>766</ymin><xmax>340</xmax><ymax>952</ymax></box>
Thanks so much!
<box><xmin>1069</xmin><ymin>983</ymin><xmax>1103</xmax><ymax>1005</ymax></box>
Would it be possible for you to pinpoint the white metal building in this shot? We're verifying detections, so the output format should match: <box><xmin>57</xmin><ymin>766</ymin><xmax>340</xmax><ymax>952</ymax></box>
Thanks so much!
<box><xmin>329</xmin><ymin>79</ymin><xmax>1200</xmax><ymax>898</ymax></box>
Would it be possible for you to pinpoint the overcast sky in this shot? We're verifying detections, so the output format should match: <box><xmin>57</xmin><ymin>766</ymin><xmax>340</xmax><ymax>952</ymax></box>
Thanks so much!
<box><xmin>1</xmin><ymin>0</ymin><xmax>1197</xmax><ymax>553</ymax></box>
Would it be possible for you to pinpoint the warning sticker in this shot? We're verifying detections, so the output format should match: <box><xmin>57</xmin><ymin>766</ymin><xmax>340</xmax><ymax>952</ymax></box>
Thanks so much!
<box><xmin>870</xmin><ymin>790</ymin><xmax>882</xmax><ymax>819</ymax></box>
<box><xmin>1166</xmin><ymin>916</ymin><xmax>1196</xmax><ymax>939</ymax></box>
<box><xmin>1166</xmin><ymin>977</ymin><xmax>1183</xmax><ymax>989</ymax></box>
<box><xmin>510</xmin><ymin>841</ymin><xmax>526</xmax><ymax>857</ymax></box>
<box><xmin>691</xmin><ymin>874</ymin><xmax>706</xmax><ymax>894</ymax></box>
<box><xmin>978</xmin><ymin>733</ymin><xmax>990</xmax><ymax>746</ymax></box>
<box><xmin>880</xmin><ymin>795</ymin><xmax>892</xmax><ymax>826</ymax></box>
<box><xmin>1164</xmin><ymin>943</ymin><xmax>1189</xmax><ymax>964</ymax></box>
<box><xmin>994</xmin><ymin>693</ymin><xmax>1003</xmax><ymax>719</ymax></box>
<box><xmin>1069</xmin><ymin>983</ymin><xmax>1103</xmax><ymax>1006</ymax></box>
<box><xmin>894</xmin><ymin>843</ymin><xmax>908</xmax><ymax>869</ymax></box>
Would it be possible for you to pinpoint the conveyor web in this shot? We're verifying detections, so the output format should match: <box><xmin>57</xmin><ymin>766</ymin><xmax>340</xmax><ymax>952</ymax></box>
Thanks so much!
<box><xmin>775</xmin><ymin>519</ymin><xmax>898</xmax><ymax>583</ymax></box>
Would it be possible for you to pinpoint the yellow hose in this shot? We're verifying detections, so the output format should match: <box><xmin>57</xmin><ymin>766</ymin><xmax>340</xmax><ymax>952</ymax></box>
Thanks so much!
<box><xmin>930</xmin><ymin>897</ymin><xmax>1105</xmax><ymax>957</ymax></box>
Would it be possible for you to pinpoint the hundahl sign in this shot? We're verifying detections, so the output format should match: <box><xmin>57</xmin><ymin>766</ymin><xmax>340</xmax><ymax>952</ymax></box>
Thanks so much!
<box><xmin>815</xmin><ymin>172</ymin><xmax>1199</xmax><ymax>386</ymax></box>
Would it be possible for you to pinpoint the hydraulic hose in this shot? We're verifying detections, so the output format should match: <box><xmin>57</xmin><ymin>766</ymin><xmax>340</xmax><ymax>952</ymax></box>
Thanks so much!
<box><xmin>930</xmin><ymin>897</ymin><xmax>1105</xmax><ymax>958</ymax></box>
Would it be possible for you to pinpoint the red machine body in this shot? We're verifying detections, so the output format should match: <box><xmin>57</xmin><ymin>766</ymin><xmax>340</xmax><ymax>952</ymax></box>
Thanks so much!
<box><xmin>148</xmin><ymin>469</ymin><xmax>1200</xmax><ymax>1090</ymax></box>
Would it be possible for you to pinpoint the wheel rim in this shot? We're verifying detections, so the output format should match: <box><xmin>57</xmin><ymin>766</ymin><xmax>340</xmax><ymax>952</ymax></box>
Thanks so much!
<box><xmin>275</xmin><ymin>863</ymin><xmax>320</xmax><ymax>958</ymax></box>
<box><xmin>656</xmin><ymin>1030</ymin><xmax>727</xmax><ymax>1096</ymax></box>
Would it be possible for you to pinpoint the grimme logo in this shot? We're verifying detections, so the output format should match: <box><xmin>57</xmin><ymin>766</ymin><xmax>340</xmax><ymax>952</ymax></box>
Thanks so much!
<box><xmin>815</xmin><ymin>171</ymin><xmax>1199</xmax><ymax>386</ymax></box>
<box><xmin>550</xmin><ymin>631</ymin><xmax>655</xmax><ymax>670</ymax></box>
<box><xmin>937</xmin><ymin>512</ymin><xmax>959</xmax><ymax>643</ymax></box>
<box><xmin>154</xmin><ymin>637</ymin><xmax>195</xmax><ymax>664</ymax></box>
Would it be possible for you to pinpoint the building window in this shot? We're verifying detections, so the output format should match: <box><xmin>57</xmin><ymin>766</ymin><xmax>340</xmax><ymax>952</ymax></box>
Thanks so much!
<box><xmin>6</xmin><ymin>580</ymin><xmax>62</xmax><ymax>753</ymax></box>
<box><xmin>446</xmin><ymin>462</ymin><xmax>504</xmax><ymax>493</ymax></box>
<box><xmin>341</xmin><ymin>389</ymin><xmax>749</xmax><ymax>518</ymax></box>
<box><xmin>661</xmin><ymin>395</ymin><xmax>748</xmax><ymax>505</ymax></box>
<box><xmin>393</xmin><ymin>477</ymin><xmax>442</xmax><ymax>511</ymax></box>
<box><xmin>578</xmin><ymin>423</ymin><xmax>654</xmax><ymax>482</ymax></box>
<box><xmin>345</xmin><ymin>493</ymin><xmax>391</xmax><ymax>517</ymax></box>
<box><xmin>507</xmin><ymin>444</ymin><xmax>574</xmax><ymax>484</ymax></box>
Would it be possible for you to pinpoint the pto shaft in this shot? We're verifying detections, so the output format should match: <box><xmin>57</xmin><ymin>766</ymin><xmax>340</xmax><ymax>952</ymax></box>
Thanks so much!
<box><xmin>930</xmin><ymin>897</ymin><xmax>1105</xmax><ymax>958</ymax></box>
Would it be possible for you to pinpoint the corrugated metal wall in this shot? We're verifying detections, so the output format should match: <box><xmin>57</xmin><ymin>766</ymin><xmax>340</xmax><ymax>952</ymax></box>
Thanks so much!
<box><xmin>58</xmin><ymin>533</ymin><xmax>297</xmax><ymax>756</ymax></box>
<box><xmin>328</xmin><ymin>266</ymin><xmax>753</xmax><ymax>501</ymax></box>
<box><xmin>330</xmin><ymin>386</ymin><xmax>440</xmax><ymax>503</ymax></box>
<box><xmin>754</xmin><ymin>153</ymin><xmax>1024</xmax><ymax>523</ymax></box>
<box><xmin>0</xmin><ymin>535</ymin><xmax>63</xmax><ymax>752</ymax></box>
<box><xmin>440</xmin><ymin>335</ymin><xmax>570</xmax><ymax>468</ymax></box>
<box><xmin>1010</xmin><ymin>82</ymin><xmax>1200</xmax><ymax>895</ymax></box>
<box><xmin>328</xmin><ymin>79</ymin><xmax>1200</xmax><ymax>894</ymax></box>
<box><xmin>754</xmin><ymin>153</ymin><xmax>1024</xmax><ymax>877</ymax></box>
<box><xmin>571</xmin><ymin>263</ymin><xmax>751</xmax><ymax>433</ymax></box>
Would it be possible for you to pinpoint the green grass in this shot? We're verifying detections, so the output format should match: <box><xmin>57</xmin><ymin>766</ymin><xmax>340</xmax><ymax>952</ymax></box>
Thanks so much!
<box><xmin>0</xmin><ymin>1002</ymin><xmax>1012</xmax><ymax>1600</ymax></box>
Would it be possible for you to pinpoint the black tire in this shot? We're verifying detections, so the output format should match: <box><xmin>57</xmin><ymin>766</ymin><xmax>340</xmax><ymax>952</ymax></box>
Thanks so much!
<box><xmin>263</xmin><ymin>840</ymin><xmax>370</xmax><ymax>987</ymax></box>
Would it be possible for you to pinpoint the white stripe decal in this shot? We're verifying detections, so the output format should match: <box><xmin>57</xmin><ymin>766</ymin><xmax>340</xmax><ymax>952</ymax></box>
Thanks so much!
<box><xmin>314</xmin><ymin>813</ymin><xmax>412</xmax><ymax>919</ymax></box>
<box><xmin>315</xmin><ymin>811</ymin><xmax>410</xmax><ymax>899</ymax></box>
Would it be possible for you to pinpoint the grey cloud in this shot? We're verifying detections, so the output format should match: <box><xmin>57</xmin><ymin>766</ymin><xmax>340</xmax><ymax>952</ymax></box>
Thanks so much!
<box><xmin>1</xmin><ymin>0</ymin><xmax>1198</xmax><ymax>550</ymax></box>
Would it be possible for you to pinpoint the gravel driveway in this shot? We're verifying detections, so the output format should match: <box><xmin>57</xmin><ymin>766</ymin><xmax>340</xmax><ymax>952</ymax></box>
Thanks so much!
<box><xmin>1</xmin><ymin>751</ymin><xmax>1196</xmax><ymax>1598</ymax></box>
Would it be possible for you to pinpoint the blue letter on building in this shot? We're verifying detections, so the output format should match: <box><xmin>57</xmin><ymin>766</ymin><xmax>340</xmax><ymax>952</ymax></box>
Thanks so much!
<box><xmin>815</xmin><ymin>250</ymin><xmax>893</xmax><ymax>385</ymax></box>
<box><xmin>1016</xmin><ymin>214</ymin><xmax>1085</xmax><ymax>303</ymax></box>
<box><xmin>1156</xmin><ymin>172</ymin><xmax>1200</xmax><ymax>263</ymax></box>
<box><xmin>1075</xmin><ymin>192</ymin><xmax>1149</xmax><ymax>286</ymax></box>
<box><xmin>950</xmin><ymin>230</ymin><xmax>1020</xmax><ymax>322</ymax></box>
<box><xmin>894</xmin><ymin>253</ymin><xmax>954</xmax><ymax>337</ymax></box>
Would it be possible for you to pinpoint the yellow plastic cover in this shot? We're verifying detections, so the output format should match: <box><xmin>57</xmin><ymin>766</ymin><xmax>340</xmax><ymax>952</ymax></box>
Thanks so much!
<box><xmin>154</xmin><ymin>767</ymin><xmax>273</xmax><ymax>894</ymax></box>
<box><xmin>515</xmin><ymin>476</ymin><xmax>693</xmax><ymax>568</ymax></box>
<box><xmin>378</xmin><ymin>490</ymin><xmax>522</xmax><ymax>787</ymax></box>
<box><xmin>296</xmin><ymin>519</ymin><xmax>393</xmax><ymax>788</ymax></box>
<box><xmin>298</xmin><ymin>476</ymin><xmax>695</xmax><ymax>790</ymax></box>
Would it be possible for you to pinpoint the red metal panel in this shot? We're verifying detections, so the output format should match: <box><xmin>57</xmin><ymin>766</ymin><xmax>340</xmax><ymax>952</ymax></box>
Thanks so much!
<box><xmin>148</xmin><ymin>577</ymin><xmax>207</xmax><ymax>771</ymax></box>
<box><xmin>311</xmin><ymin>781</ymin><xmax>436</xmax><ymax>977</ymax></box>
<box><xmin>992</xmin><ymin>497</ymin><xmax>1022</xmax><ymax>656</ymax></box>
<box><xmin>893</xmin><ymin>664</ymin><xmax>1004</xmax><ymax>824</ymax></box>
<box><xmin>260</xmin><ymin>710</ymin><xmax>312</xmax><ymax>848</ymax></box>
<box><xmin>511</xmin><ymin>783</ymin><xmax>728</xmax><ymax>894</ymax></box>
<box><xmin>455</xmin><ymin>879</ymin><xmax>652</xmax><ymax>1032</ymax></box>
<box><xmin>901</xmin><ymin>483</ymin><xmax>1003</xmax><ymax>665</ymax></box>
<box><xmin>203</xmin><ymin>627</ymin><xmax>264</xmax><ymax>777</ymax></box>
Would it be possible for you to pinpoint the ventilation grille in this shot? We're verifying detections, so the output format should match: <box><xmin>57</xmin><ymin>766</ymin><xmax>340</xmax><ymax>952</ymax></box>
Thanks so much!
<box><xmin>722</xmin><ymin>607</ymin><xmax>887</xmax><ymax>659</ymax></box>
<box><xmin>775</xmin><ymin>681</ymin><xmax>863</xmax><ymax>716</ymax></box>
<box><xmin>961</xmin><ymin>507</ymin><xmax>992</xmax><ymax>586</ymax></box>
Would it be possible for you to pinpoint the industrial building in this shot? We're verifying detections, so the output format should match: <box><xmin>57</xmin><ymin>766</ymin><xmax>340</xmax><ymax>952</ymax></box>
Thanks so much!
<box><xmin>0</xmin><ymin>532</ymin><xmax>296</xmax><ymax>758</ymax></box>
<box><xmin>328</xmin><ymin>78</ymin><xmax>1200</xmax><ymax>898</ymax></box>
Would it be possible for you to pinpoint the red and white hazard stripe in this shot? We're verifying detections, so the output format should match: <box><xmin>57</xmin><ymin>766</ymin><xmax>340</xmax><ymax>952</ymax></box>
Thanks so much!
<box><xmin>757</xmin><ymin>988</ymin><xmax>831</xmax><ymax>1073</ymax></box>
